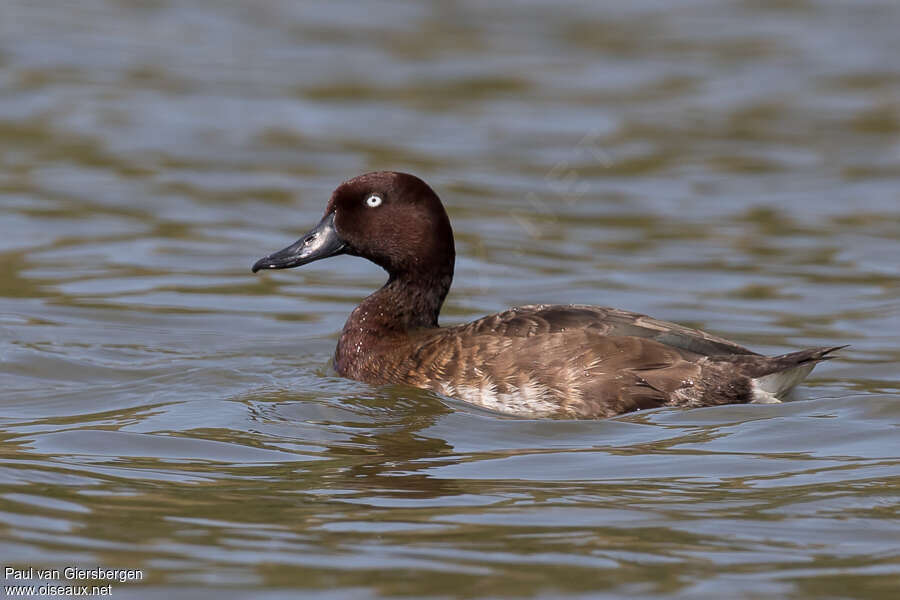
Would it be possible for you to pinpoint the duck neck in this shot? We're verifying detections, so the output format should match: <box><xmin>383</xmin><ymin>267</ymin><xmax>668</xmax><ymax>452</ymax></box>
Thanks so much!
<box><xmin>334</xmin><ymin>268</ymin><xmax>452</xmax><ymax>378</ymax></box>
<box><xmin>352</xmin><ymin>268</ymin><xmax>452</xmax><ymax>333</ymax></box>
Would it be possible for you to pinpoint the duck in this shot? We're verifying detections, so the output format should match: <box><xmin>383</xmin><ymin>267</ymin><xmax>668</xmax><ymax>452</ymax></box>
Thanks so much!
<box><xmin>252</xmin><ymin>171</ymin><xmax>843</xmax><ymax>419</ymax></box>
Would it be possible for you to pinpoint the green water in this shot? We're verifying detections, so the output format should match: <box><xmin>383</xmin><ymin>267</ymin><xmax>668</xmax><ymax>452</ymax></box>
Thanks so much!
<box><xmin>0</xmin><ymin>1</ymin><xmax>898</xmax><ymax>598</ymax></box>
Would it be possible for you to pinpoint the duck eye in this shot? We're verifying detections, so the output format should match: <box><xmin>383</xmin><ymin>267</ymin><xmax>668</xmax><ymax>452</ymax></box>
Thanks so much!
<box><xmin>365</xmin><ymin>194</ymin><xmax>382</xmax><ymax>208</ymax></box>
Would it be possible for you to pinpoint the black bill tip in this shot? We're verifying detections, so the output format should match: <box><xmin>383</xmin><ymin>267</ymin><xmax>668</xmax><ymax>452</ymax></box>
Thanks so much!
<box><xmin>250</xmin><ymin>258</ymin><xmax>274</xmax><ymax>273</ymax></box>
<box><xmin>251</xmin><ymin>212</ymin><xmax>346</xmax><ymax>274</ymax></box>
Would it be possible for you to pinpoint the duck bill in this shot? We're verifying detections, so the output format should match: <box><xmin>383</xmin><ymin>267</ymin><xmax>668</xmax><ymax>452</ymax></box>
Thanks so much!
<box><xmin>252</xmin><ymin>212</ymin><xmax>347</xmax><ymax>273</ymax></box>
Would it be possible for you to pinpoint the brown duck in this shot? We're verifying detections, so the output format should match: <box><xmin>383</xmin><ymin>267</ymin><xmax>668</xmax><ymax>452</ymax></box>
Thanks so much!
<box><xmin>252</xmin><ymin>171</ymin><xmax>842</xmax><ymax>419</ymax></box>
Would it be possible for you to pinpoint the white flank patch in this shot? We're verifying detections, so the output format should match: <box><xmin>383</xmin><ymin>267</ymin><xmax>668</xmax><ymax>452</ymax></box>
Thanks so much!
<box><xmin>439</xmin><ymin>382</ymin><xmax>559</xmax><ymax>417</ymax></box>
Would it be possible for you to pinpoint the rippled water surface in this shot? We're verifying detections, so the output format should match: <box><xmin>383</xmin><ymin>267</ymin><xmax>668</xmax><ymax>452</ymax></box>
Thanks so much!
<box><xmin>1</xmin><ymin>1</ymin><xmax>899</xmax><ymax>598</ymax></box>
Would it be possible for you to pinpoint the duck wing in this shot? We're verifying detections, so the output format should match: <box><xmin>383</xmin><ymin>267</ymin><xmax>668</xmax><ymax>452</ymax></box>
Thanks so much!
<box><xmin>452</xmin><ymin>304</ymin><xmax>757</xmax><ymax>357</ymax></box>
<box><xmin>402</xmin><ymin>325</ymin><xmax>704</xmax><ymax>418</ymax></box>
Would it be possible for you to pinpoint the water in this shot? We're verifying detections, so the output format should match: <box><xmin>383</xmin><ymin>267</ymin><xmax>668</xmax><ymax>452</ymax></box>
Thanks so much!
<box><xmin>1</xmin><ymin>1</ymin><xmax>898</xmax><ymax>598</ymax></box>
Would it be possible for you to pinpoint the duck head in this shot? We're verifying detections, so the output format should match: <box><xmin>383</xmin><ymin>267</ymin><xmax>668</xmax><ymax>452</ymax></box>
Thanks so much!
<box><xmin>252</xmin><ymin>171</ymin><xmax>455</xmax><ymax>283</ymax></box>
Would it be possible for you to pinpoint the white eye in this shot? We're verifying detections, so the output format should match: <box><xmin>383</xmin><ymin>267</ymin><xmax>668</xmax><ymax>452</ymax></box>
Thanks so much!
<box><xmin>365</xmin><ymin>194</ymin><xmax>382</xmax><ymax>208</ymax></box>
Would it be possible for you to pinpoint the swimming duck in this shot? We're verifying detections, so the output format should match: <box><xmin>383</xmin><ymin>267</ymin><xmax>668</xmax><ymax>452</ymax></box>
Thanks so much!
<box><xmin>252</xmin><ymin>171</ymin><xmax>842</xmax><ymax>419</ymax></box>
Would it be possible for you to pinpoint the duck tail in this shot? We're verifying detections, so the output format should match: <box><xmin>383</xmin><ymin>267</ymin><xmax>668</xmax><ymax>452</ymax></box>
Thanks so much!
<box><xmin>747</xmin><ymin>345</ymin><xmax>847</xmax><ymax>401</ymax></box>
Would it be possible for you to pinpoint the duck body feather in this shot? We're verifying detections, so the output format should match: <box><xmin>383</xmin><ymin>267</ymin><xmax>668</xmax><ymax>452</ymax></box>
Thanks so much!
<box><xmin>335</xmin><ymin>304</ymin><xmax>841</xmax><ymax>419</ymax></box>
